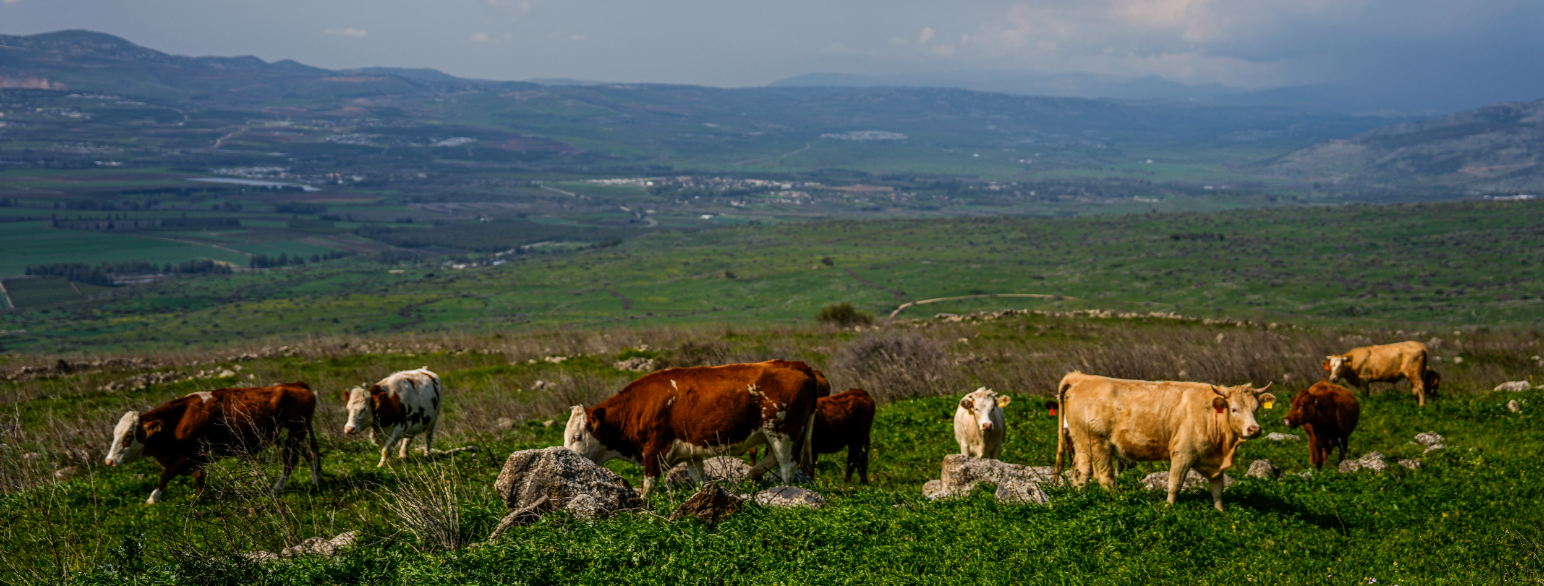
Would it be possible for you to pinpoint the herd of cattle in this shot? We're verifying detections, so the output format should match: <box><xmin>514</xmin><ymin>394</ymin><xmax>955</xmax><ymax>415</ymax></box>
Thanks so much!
<box><xmin>100</xmin><ymin>340</ymin><xmax>1441</xmax><ymax>510</ymax></box>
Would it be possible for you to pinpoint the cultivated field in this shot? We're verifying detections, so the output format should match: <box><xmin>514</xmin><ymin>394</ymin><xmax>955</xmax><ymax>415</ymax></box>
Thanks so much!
<box><xmin>1</xmin><ymin>313</ymin><xmax>1540</xmax><ymax>584</ymax></box>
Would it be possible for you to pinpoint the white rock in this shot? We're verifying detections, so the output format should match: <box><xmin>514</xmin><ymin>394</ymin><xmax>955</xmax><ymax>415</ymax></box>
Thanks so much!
<box><xmin>1246</xmin><ymin>459</ymin><xmax>1281</xmax><ymax>479</ymax></box>
<box><xmin>1265</xmin><ymin>432</ymin><xmax>1301</xmax><ymax>441</ymax></box>
<box><xmin>1141</xmin><ymin>469</ymin><xmax>1235</xmax><ymax>492</ymax></box>
<box><xmin>1339</xmin><ymin>451</ymin><xmax>1388</xmax><ymax>473</ymax></box>
<box><xmin>1398</xmin><ymin>459</ymin><xmax>1422</xmax><ymax>470</ymax></box>
<box><xmin>1509</xmin><ymin>400</ymin><xmax>1523</xmax><ymax>413</ymax></box>
<box><xmin>1495</xmin><ymin>381</ymin><xmax>1532</xmax><ymax>392</ymax></box>
<box><xmin>753</xmin><ymin>486</ymin><xmax>826</xmax><ymax>509</ymax></box>
<box><xmin>1412</xmin><ymin>432</ymin><xmax>1444</xmax><ymax>447</ymax></box>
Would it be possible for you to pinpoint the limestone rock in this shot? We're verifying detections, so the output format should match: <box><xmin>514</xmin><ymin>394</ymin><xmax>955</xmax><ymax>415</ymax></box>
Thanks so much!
<box><xmin>1398</xmin><ymin>459</ymin><xmax>1422</xmax><ymax>470</ymax></box>
<box><xmin>1508</xmin><ymin>400</ymin><xmax>1523</xmax><ymax>413</ymax></box>
<box><xmin>489</xmin><ymin>447</ymin><xmax>641</xmax><ymax>540</ymax></box>
<box><xmin>613</xmin><ymin>357</ymin><xmax>656</xmax><ymax>372</ymax></box>
<box><xmin>53</xmin><ymin>466</ymin><xmax>80</xmax><ymax>480</ymax></box>
<box><xmin>669</xmin><ymin>482</ymin><xmax>743</xmax><ymax>523</ymax></box>
<box><xmin>243</xmin><ymin>531</ymin><xmax>357</xmax><ymax>563</ymax></box>
<box><xmin>1412</xmin><ymin>432</ymin><xmax>1444</xmax><ymax>447</ymax></box>
<box><xmin>924</xmin><ymin>454</ymin><xmax>1059</xmax><ymax>504</ymax></box>
<box><xmin>1338</xmin><ymin>451</ymin><xmax>1389</xmax><ymax>473</ymax></box>
<box><xmin>753</xmin><ymin>486</ymin><xmax>826</xmax><ymax>509</ymax></box>
<box><xmin>1495</xmin><ymin>381</ymin><xmax>1532</xmax><ymax>392</ymax></box>
<box><xmin>493</xmin><ymin>417</ymin><xmax>517</xmax><ymax>431</ymax></box>
<box><xmin>1264</xmin><ymin>432</ymin><xmax>1300</xmax><ymax>441</ymax></box>
<box><xmin>664</xmin><ymin>456</ymin><xmax>752</xmax><ymax>488</ymax></box>
<box><xmin>1141</xmin><ymin>469</ymin><xmax>1235</xmax><ymax>492</ymax></box>
<box><xmin>1246</xmin><ymin>459</ymin><xmax>1281</xmax><ymax>479</ymax></box>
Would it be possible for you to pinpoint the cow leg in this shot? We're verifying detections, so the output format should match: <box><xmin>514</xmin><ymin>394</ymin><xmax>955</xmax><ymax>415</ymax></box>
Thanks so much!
<box><xmin>1088</xmin><ymin>442</ymin><xmax>1118</xmax><ymax>491</ymax></box>
<box><xmin>305</xmin><ymin>420</ymin><xmax>322</xmax><ymax>486</ymax></box>
<box><xmin>1407</xmin><ymin>367</ymin><xmax>1427</xmax><ymax>407</ymax></box>
<box><xmin>686</xmin><ymin>459</ymin><xmax>706</xmax><ymax>484</ymax></box>
<box><xmin>378</xmin><ymin>425</ymin><xmax>405</xmax><ymax>467</ymax></box>
<box><xmin>149</xmin><ymin>457</ymin><xmax>194</xmax><ymax>504</ymax></box>
<box><xmin>1208</xmin><ymin>475</ymin><xmax>1226</xmax><ymax>512</ymax></box>
<box><xmin>399</xmin><ymin>434</ymin><xmax>415</xmax><ymax>459</ymax></box>
<box><xmin>191</xmin><ymin>468</ymin><xmax>206</xmax><ymax>496</ymax></box>
<box><xmin>1165</xmin><ymin>456</ymin><xmax>1195</xmax><ymax>506</ymax></box>
<box><xmin>421</xmin><ymin>418</ymin><xmax>438</xmax><ymax>456</ymax></box>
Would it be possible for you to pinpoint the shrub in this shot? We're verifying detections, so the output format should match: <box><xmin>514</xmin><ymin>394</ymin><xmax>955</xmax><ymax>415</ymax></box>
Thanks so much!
<box><xmin>830</xmin><ymin>332</ymin><xmax>954</xmax><ymax>402</ymax></box>
<box><xmin>816</xmin><ymin>303</ymin><xmax>874</xmax><ymax>327</ymax></box>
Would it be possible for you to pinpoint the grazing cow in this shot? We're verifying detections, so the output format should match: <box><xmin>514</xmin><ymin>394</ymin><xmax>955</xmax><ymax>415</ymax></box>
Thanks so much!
<box><xmin>1283</xmin><ymin>380</ymin><xmax>1361</xmax><ymax>469</ymax></box>
<box><xmin>1055</xmin><ymin>372</ymin><xmax>1275</xmax><ymax>512</ymax></box>
<box><xmin>104</xmin><ymin>382</ymin><xmax>320</xmax><ymax>504</ymax></box>
<box><xmin>1325</xmin><ymin>341</ymin><xmax>1437</xmax><ymax>406</ymax></box>
<box><xmin>564</xmin><ymin>360</ymin><xmax>819</xmax><ymax>498</ymax></box>
<box><xmin>807</xmin><ymin>388</ymin><xmax>876</xmax><ymax>483</ymax></box>
<box><xmin>342</xmin><ymin>367</ymin><xmax>443</xmax><ymax>467</ymax></box>
<box><xmin>954</xmin><ymin>387</ymin><xmax>1010</xmax><ymax>459</ymax></box>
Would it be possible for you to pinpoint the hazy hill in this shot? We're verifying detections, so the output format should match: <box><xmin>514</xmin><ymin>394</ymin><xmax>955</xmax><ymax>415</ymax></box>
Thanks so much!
<box><xmin>1263</xmin><ymin>98</ymin><xmax>1544</xmax><ymax>193</ymax></box>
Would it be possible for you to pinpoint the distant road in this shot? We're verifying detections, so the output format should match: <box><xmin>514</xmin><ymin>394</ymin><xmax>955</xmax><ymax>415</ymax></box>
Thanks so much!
<box><xmin>887</xmin><ymin>293</ymin><xmax>1070</xmax><ymax>319</ymax></box>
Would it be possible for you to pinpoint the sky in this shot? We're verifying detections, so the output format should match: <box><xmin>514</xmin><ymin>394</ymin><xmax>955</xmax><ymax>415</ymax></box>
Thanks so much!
<box><xmin>3</xmin><ymin>0</ymin><xmax>1542</xmax><ymax>112</ymax></box>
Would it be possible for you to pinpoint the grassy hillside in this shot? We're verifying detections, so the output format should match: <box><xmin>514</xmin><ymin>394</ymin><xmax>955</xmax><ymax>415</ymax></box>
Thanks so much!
<box><xmin>1</xmin><ymin>314</ymin><xmax>1540</xmax><ymax>584</ymax></box>
<box><xmin>2</xmin><ymin>198</ymin><xmax>1540</xmax><ymax>354</ymax></box>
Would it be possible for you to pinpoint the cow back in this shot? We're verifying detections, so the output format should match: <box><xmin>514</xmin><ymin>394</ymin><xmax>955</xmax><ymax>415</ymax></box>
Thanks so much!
<box><xmin>149</xmin><ymin>383</ymin><xmax>316</xmax><ymax>458</ymax></box>
<box><xmin>813</xmin><ymin>388</ymin><xmax>875</xmax><ymax>454</ymax></box>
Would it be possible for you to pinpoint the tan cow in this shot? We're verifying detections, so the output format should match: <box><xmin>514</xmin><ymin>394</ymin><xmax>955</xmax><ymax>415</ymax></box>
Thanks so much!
<box><xmin>1054</xmin><ymin>372</ymin><xmax>1274</xmax><ymax>512</ymax></box>
<box><xmin>1324</xmin><ymin>341</ymin><xmax>1438</xmax><ymax>406</ymax></box>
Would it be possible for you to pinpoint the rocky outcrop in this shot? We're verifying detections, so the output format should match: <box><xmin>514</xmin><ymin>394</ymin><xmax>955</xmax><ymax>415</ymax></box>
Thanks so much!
<box><xmin>669</xmin><ymin>482</ymin><xmax>742</xmax><ymax>523</ymax></box>
<box><xmin>1495</xmin><ymin>381</ymin><xmax>1532</xmax><ymax>392</ymax></box>
<box><xmin>753</xmin><ymin>486</ymin><xmax>826</xmax><ymax>509</ymax></box>
<box><xmin>922</xmin><ymin>454</ymin><xmax>1057</xmax><ymax>504</ymax></box>
<box><xmin>1264</xmin><ymin>433</ymin><xmax>1300</xmax><ymax>441</ymax></box>
<box><xmin>1338</xmin><ymin>451</ymin><xmax>1389</xmax><ymax>473</ymax></box>
<box><xmin>488</xmin><ymin>447</ymin><xmax>641</xmax><ymax>541</ymax></box>
<box><xmin>1413</xmin><ymin>432</ymin><xmax>1445</xmax><ymax>453</ymax></box>
<box><xmin>1246</xmin><ymin>459</ymin><xmax>1281</xmax><ymax>479</ymax></box>
<box><xmin>664</xmin><ymin>456</ymin><xmax>752</xmax><ymax>488</ymax></box>
<box><xmin>242</xmin><ymin>531</ymin><xmax>357</xmax><ymax>562</ymax></box>
<box><xmin>1141</xmin><ymin>469</ymin><xmax>1235</xmax><ymax>492</ymax></box>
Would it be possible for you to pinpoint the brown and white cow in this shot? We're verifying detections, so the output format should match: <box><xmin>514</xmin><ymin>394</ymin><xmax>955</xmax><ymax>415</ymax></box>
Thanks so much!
<box><xmin>342</xmin><ymin>367</ymin><xmax>443</xmax><ymax>467</ymax></box>
<box><xmin>105</xmin><ymin>382</ymin><xmax>321</xmax><ymax>504</ymax></box>
<box><xmin>954</xmin><ymin>387</ymin><xmax>1010</xmax><ymax>459</ymax></box>
<box><xmin>807</xmin><ymin>388</ymin><xmax>876</xmax><ymax>484</ymax></box>
<box><xmin>1324</xmin><ymin>341</ymin><xmax>1437</xmax><ymax>406</ymax></box>
<box><xmin>1054</xmin><ymin>372</ymin><xmax>1275</xmax><ymax>512</ymax></box>
<box><xmin>1283</xmin><ymin>380</ymin><xmax>1361</xmax><ymax>469</ymax></box>
<box><xmin>563</xmin><ymin>359</ymin><xmax>819</xmax><ymax>498</ymax></box>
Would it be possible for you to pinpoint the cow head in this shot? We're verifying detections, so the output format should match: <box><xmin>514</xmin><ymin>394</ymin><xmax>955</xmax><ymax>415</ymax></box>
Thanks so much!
<box><xmin>563</xmin><ymin>405</ymin><xmax>623</xmax><ymax>464</ymax></box>
<box><xmin>1282</xmin><ymin>389</ymin><xmax>1320</xmax><ymax>429</ymax></box>
<box><xmin>1210</xmin><ymin>383</ymin><xmax>1275</xmax><ymax>439</ymax></box>
<box><xmin>341</xmin><ymin>385</ymin><xmax>375</xmax><ymax>435</ymax></box>
<box><xmin>958</xmin><ymin>387</ymin><xmax>1010</xmax><ymax>432</ymax></box>
<box><xmin>104</xmin><ymin>411</ymin><xmax>159</xmax><ymax>466</ymax></box>
<box><xmin>1323</xmin><ymin>355</ymin><xmax>1351</xmax><ymax>381</ymax></box>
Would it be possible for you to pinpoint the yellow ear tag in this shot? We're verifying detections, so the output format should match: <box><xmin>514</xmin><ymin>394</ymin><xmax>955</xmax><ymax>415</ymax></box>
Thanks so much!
<box><xmin>1263</xmin><ymin>400</ymin><xmax>1275</xmax><ymax>410</ymax></box>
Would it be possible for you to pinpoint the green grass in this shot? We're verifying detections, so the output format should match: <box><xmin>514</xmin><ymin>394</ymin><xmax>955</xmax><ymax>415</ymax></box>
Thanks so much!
<box><xmin>0</xmin><ymin>222</ymin><xmax>252</xmax><ymax>276</ymax></box>
<box><xmin>2</xmin><ymin>199</ymin><xmax>1540</xmax><ymax>354</ymax></box>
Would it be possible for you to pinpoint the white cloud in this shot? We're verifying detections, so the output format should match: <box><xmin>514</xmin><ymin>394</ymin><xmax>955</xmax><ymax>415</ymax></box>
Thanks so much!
<box><xmin>470</xmin><ymin>32</ymin><xmax>490</xmax><ymax>42</ymax></box>
<box><xmin>470</xmin><ymin>32</ymin><xmax>514</xmax><ymax>43</ymax></box>
<box><xmin>1</xmin><ymin>0</ymin><xmax>20</xmax><ymax>4</ymax></box>
<box><xmin>918</xmin><ymin>27</ymin><xmax>935</xmax><ymax>44</ymax></box>
<box><xmin>324</xmin><ymin>27</ymin><xmax>368</xmax><ymax>38</ymax></box>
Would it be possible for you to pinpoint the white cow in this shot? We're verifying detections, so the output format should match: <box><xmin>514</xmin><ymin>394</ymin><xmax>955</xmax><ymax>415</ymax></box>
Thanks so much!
<box><xmin>954</xmin><ymin>387</ymin><xmax>1010</xmax><ymax>459</ymax></box>
<box><xmin>342</xmin><ymin>367</ymin><xmax>442</xmax><ymax>467</ymax></box>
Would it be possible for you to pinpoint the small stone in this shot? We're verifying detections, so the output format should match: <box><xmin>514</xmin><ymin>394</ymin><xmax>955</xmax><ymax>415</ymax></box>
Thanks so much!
<box><xmin>1265</xmin><ymin>432</ymin><xmax>1300</xmax><ymax>441</ymax></box>
<box><xmin>753</xmin><ymin>486</ymin><xmax>826</xmax><ymax>509</ymax></box>
<box><xmin>1412</xmin><ymin>432</ymin><xmax>1444</xmax><ymax>447</ymax></box>
<box><xmin>1496</xmin><ymin>381</ymin><xmax>1532</xmax><ymax>392</ymax></box>
<box><xmin>493</xmin><ymin>417</ymin><xmax>516</xmax><ymax>431</ymax></box>
<box><xmin>1341</xmin><ymin>451</ymin><xmax>1388</xmax><ymax>473</ymax></box>
<box><xmin>1141</xmin><ymin>469</ymin><xmax>1235</xmax><ymax>491</ymax></box>
<box><xmin>922</xmin><ymin>479</ymin><xmax>947</xmax><ymax>500</ymax></box>
<box><xmin>1424</xmin><ymin>443</ymin><xmax>1446</xmax><ymax>454</ymax></box>
<box><xmin>218</xmin><ymin>369</ymin><xmax>236</xmax><ymax>378</ymax></box>
<box><xmin>1398</xmin><ymin>459</ymin><xmax>1422</xmax><ymax>470</ymax></box>
<box><xmin>22</xmin><ymin>452</ymin><xmax>40</xmax><ymax>461</ymax></box>
<box><xmin>542</xmin><ymin>419</ymin><xmax>555</xmax><ymax>428</ymax></box>
<box><xmin>665</xmin><ymin>456</ymin><xmax>753</xmax><ymax>488</ymax></box>
<box><xmin>669</xmin><ymin>482</ymin><xmax>743</xmax><ymax>523</ymax></box>
<box><xmin>1508</xmin><ymin>400</ymin><xmax>1523</xmax><ymax>413</ymax></box>
<box><xmin>1246</xmin><ymin>459</ymin><xmax>1281</xmax><ymax>479</ymax></box>
<box><xmin>54</xmin><ymin>466</ymin><xmax>80</xmax><ymax>480</ymax></box>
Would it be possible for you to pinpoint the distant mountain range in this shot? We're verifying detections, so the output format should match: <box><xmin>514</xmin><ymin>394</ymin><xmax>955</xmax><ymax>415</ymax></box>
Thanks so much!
<box><xmin>1263</xmin><ymin>99</ymin><xmax>1544</xmax><ymax>193</ymax></box>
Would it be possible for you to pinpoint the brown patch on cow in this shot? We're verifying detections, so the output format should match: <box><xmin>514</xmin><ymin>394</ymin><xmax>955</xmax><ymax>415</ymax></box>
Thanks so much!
<box><xmin>370</xmin><ymin>385</ymin><xmax>408</xmax><ymax>428</ymax></box>
<box><xmin>1284</xmin><ymin>380</ymin><xmax>1361</xmax><ymax>469</ymax></box>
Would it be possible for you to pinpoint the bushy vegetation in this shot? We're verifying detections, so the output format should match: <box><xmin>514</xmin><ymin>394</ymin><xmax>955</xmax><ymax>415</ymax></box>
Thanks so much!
<box><xmin>24</xmin><ymin>259</ymin><xmax>231</xmax><ymax>286</ymax></box>
<box><xmin>0</xmin><ymin>315</ymin><xmax>1539</xmax><ymax>584</ymax></box>
<box><xmin>815</xmin><ymin>302</ymin><xmax>874</xmax><ymax>326</ymax></box>
<box><xmin>356</xmin><ymin>220</ymin><xmax>637</xmax><ymax>253</ymax></box>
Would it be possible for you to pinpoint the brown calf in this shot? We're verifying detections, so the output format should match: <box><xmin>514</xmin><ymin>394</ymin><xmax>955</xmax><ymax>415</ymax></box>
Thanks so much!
<box><xmin>1283</xmin><ymin>380</ymin><xmax>1361</xmax><ymax>469</ymax></box>
<box><xmin>807</xmin><ymin>388</ymin><xmax>876</xmax><ymax>484</ymax></box>
<box><xmin>105</xmin><ymin>382</ymin><xmax>320</xmax><ymax>504</ymax></box>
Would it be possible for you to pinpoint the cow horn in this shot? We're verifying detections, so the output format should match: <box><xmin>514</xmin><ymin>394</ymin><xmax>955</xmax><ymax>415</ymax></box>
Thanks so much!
<box><xmin>1253</xmin><ymin>382</ymin><xmax>1273</xmax><ymax>394</ymax></box>
<box><xmin>1211</xmin><ymin>385</ymin><xmax>1226</xmax><ymax>397</ymax></box>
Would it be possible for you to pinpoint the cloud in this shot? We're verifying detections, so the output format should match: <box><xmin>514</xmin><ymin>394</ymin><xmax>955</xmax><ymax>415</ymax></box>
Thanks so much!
<box><xmin>918</xmin><ymin>27</ymin><xmax>935</xmax><ymax>44</ymax></box>
<box><xmin>323</xmin><ymin>27</ymin><xmax>368</xmax><ymax>38</ymax></box>
<box><xmin>470</xmin><ymin>32</ymin><xmax>513</xmax><ymax>43</ymax></box>
<box><xmin>0</xmin><ymin>0</ymin><xmax>20</xmax><ymax>4</ymax></box>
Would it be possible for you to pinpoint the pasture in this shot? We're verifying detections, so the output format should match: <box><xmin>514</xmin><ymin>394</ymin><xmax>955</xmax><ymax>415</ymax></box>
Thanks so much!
<box><xmin>1</xmin><ymin>313</ymin><xmax>1540</xmax><ymax>584</ymax></box>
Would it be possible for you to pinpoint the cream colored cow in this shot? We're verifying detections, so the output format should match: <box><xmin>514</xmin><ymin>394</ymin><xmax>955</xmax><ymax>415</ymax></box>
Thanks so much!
<box><xmin>1324</xmin><ymin>341</ymin><xmax>1437</xmax><ymax>407</ymax></box>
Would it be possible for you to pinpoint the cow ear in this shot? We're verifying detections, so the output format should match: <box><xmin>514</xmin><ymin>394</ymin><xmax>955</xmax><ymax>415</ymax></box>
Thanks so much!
<box><xmin>959</xmin><ymin>397</ymin><xmax>974</xmax><ymax>410</ymax></box>
<box><xmin>340</xmin><ymin>390</ymin><xmax>350</xmax><ymax>403</ymax></box>
<box><xmin>1259</xmin><ymin>393</ymin><xmax>1277</xmax><ymax>410</ymax></box>
<box><xmin>143</xmin><ymin>420</ymin><xmax>163</xmax><ymax>438</ymax></box>
<box><xmin>1211</xmin><ymin>397</ymin><xmax>1227</xmax><ymax>413</ymax></box>
<box><xmin>588</xmin><ymin>407</ymin><xmax>605</xmax><ymax>429</ymax></box>
<box><xmin>996</xmin><ymin>395</ymin><xmax>1011</xmax><ymax>408</ymax></box>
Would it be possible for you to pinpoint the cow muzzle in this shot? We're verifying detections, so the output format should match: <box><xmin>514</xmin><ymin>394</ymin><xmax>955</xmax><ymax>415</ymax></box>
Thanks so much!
<box><xmin>104</xmin><ymin>458</ymin><xmax>116</xmax><ymax>467</ymax></box>
<box><xmin>343</xmin><ymin>424</ymin><xmax>357</xmax><ymax>434</ymax></box>
<box><xmin>1245</xmin><ymin>425</ymin><xmax>1260</xmax><ymax>437</ymax></box>
<box><xmin>980</xmin><ymin>422</ymin><xmax>993</xmax><ymax>431</ymax></box>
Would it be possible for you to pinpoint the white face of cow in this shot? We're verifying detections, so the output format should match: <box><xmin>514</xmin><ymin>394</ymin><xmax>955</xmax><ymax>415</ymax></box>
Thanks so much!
<box><xmin>104</xmin><ymin>411</ymin><xmax>148</xmax><ymax>466</ymax></box>
<box><xmin>563</xmin><ymin>405</ymin><xmax>607</xmax><ymax>462</ymax></box>
<box><xmin>958</xmin><ymin>387</ymin><xmax>1010</xmax><ymax>431</ymax></box>
<box><xmin>1212</xmin><ymin>384</ymin><xmax>1275</xmax><ymax>439</ymax></box>
<box><xmin>1324</xmin><ymin>355</ymin><xmax>1349</xmax><ymax>381</ymax></box>
<box><xmin>342</xmin><ymin>386</ymin><xmax>372</xmax><ymax>435</ymax></box>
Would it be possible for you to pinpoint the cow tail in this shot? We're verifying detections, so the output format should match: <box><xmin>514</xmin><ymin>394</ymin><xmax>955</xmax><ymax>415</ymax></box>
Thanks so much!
<box><xmin>1054</xmin><ymin>377</ymin><xmax>1072</xmax><ymax>485</ymax></box>
<box><xmin>801</xmin><ymin>411</ymin><xmax>816</xmax><ymax>473</ymax></box>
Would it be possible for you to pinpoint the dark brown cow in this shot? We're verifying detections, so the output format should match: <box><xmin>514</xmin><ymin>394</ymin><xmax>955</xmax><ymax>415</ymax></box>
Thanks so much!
<box><xmin>806</xmin><ymin>388</ymin><xmax>876</xmax><ymax>484</ymax></box>
<box><xmin>564</xmin><ymin>360</ymin><xmax>819</xmax><ymax>498</ymax></box>
<box><xmin>1283</xmin><ymin>380</ymin><xmax>1361</xmax><ymax>469</ymax></box>
<box><xmin>105</xmin><ymin>383</ymin><xmax>321</xmax><ymax>504</ymax></box>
